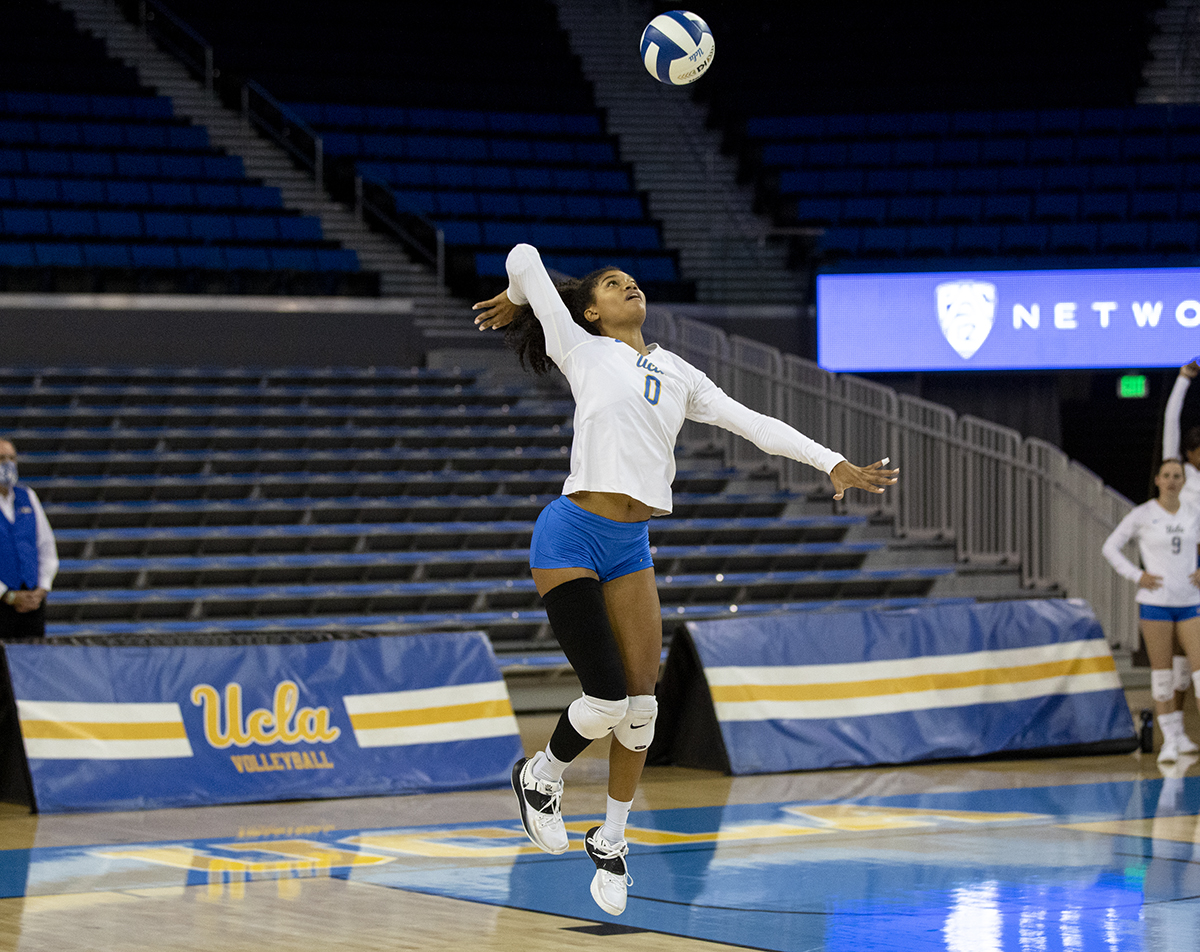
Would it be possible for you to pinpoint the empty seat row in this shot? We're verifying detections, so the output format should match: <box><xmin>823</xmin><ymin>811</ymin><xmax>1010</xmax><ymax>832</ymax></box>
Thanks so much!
<box><xmin>8</xmin><ymin>208</ymin><xmax>318</xmax><ymax>241</ymax></box>
<box><xmin>475</xmin><ymin>250</ymin><xmax>678</xmax><ymax>282</ymax></box>
<box><xmin>0</xmin><ymin>176</ymin><xmax>281</xmax><ymax>208</ymax></box>
<box><xmin>0</xmin><ymin>92</ymin><xmax>174</xmax><ymax>120</ymax></box>
<box><xmin>0</xmin><ymin>242</ymin><xmax>358</xmax><ymax>271</ymax></box>
<box><xmin>0</xmin><ymin>209</ymin><xmax>322</xmax><ymax>241</ymax></box>
<box><xmin>324</xmin><ymin>131</ymin><xmax>616</xmax><ymax>165</ymax></box>
<box><xmin>50</xmin><ymin>514</ymin><xmax>866</xmax><ymax>558</ymax></box>
<box><xmin>359</xmin><ymin>160</ymin><xmax>631</xmax><ymax>193</ymax></box>
<box><xmin>821</xmin><ymin>221</ymin><xmax>1200</xmax><ymax>258</ymax></box>
<box><xmin>439</xmin><ymin>219</ymin><xmax>661</xmax><ymax>251</ymax></box>
<box><xmin>291</xmin><ymin>102</ymin><xmax>603</xmax><ymax>136</ymax></box>
<box><xmin>392</xmin><ymin>188</ymin><xmax>643</xmax><ymax>221</ymax></box>
<box><xmin>746</xmin><ymin>105</ymin><xmax>1200</xmax><ymax>141</ymax></box>
<box><xmin>778</xmin><ymin>162</ymin><xmax>1200</xmax><ymax>197</ymax></box>
<box><xmin>0</xmin><ymin>119</ymin><xmax>208</xmax><ymax>150</ymax></box>
<box><xmin>798</xmin><ymin>191</ymin><xmax>1200</xmax><ymax>226</ymax></box>
<box><xmin>761</xmin><ymin>134</ymin><xmax>1200</xmax><ymax>170</ymax></box>
<box><xmin>2</xmin><ymin>148</ymin><xmax>243</xmax><ymax>180</ymax></box>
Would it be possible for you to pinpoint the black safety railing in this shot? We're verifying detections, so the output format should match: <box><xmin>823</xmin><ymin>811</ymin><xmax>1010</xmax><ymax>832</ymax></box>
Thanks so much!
<box><xmin>243</xmin><ymin>81</ymin><xmax>323</xmax><ymax>188</ymax></box>
<box><xmin>129</xmin><ymin>0</ymin><xmax>215</xmax><ymax>93</ymax></box>
<box><xmin>357</xmin><ymin>175</ymin><xmax>445</xmax><ymax>288</ymax></box>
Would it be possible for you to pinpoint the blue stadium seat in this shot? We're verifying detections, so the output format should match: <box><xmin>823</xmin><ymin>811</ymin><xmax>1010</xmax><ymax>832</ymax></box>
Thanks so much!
<box><xmin>805</xmin><ymin>143</ymin><xmax>849</xmax><ymax>167</ymax></box>
<box><xmin>992</xmin><ymin>111</ymin><xmax>1038</xmax><ymax>135</ymax></box>
<box><xmin>530</xmin><ymin>223</ymin><xmax>573</xmax><ymax>247</ymax></box>
<box><xmin>224</xmin><ymin>247</ymin><xmax>272</xmax><ymax>270</ymax></box>
<box><xmin>1090</xmin><ymin>165</ymin><xmax>1138</xmax><ymax>191</ymax></box>
<box><xmin>858</xmin><ymin>227</ymin><xmax>907</xmax><ymax>256</ymax></box>
<box><xmin>1128</xmin><ymin>106</ymin><xmax>1170</xmax><ymax>133</ymax></box>
<box><xmin>491</xmin><ymin>139</ymin><xmax>534</xmax><ymax>161</ymax></box>
<box><xmin>820</xmin><ymin>227</ymin><xmax>859</xmax><ymax>256</ymax></box>
<box><xmin>936</xmin><ymin>139</ymin><xmax>980</xmax><ymax>165</ymax></box>
<box><xmin>1027</xmin><ymin>137</ymin><xmax>1075</xmax><ymax>164</ymax></box>
<box><xmin>953</xmin><ymin>168</ymin><xmax>999</xmax><ymax>193</ymax></box>
<box><xmin>865</xmin><ymin>114</ymin><xmax>909</xmax><ymax>137</ymax></box>
<box><xmin>573</xmin><ymin>224</ymin><xmax>618</xmax><ymax>248</ymax></box>
<box><xmin>1176</xmin><ymin>192</ymin><xmax>1200</xmax><ymax>219</ymax></box>
<box><xmin>2</xmin><ymin>208</ymin><xmax>50</xmax><ymax>235</ymax></box>
<box><xmin>1080</xmin><ymin>192</ymin><xmax>1128</xmax><ymax>221</ymax></box>
<box><xmin>82</xmin><ymin>243</ymin><xmax>132</xmax><ymax>268</ymax></box>
<box><xmin>1123</xmin><ymin>135</ymin><xmax>1168</xmax><ymax>162</ymax></box>
<box><xmin>951</xmin><ymin>111</ymin><xmax>993</xmax><ymax>136</ymax></box>
<box><xmin>1049</xmin><ymin>223</ymin><xmax>1098</xmax><ymax>252</ymax></box>
<box><xmin>1150</xmin><ymin>221</ymin><xmax>1198</xmax><ymax>252</ymax></box>
<box><xmin>865</xmin><ymin>170</ymin><xmax>909</xmax><ymax>195</ymax></box>
<box><xmin>848</xmin><ymin>142</ymin><xmax>892</xmax><ymax>166</ymax></box>
<box><xmin>982</xmin><ymin>194</ymin><xmax>1031</xmax><ymax>223</ymax></box>
<box><xmin>1075</xmin><ymin>136</ymin><xmax>1121</xmax><ymax>163</ymax></box>
<box><xmin>130</xmin><ymin>244</ymin><xmax>180</xmax><ymax>268</ymax></box>
<box><xmin>115</xmin><ymin>154</ymin><xmax>159</xmax><ymax>178</ymax></box>
<box><xmin>907</xmin><ymin>169</ymin><xmax>952</xmax><ymax>195</ymax></box>
<box><xmin>953</xmin><ymin>225</ymin><xmax>1002</xmax><ymax>254</ymax></box>
<box><xmin>906</xmin><ymin>225</ymin><xmax>955</xmax><ymax>255</ymax></box>
<box><xmin>840</xmin><ymin>197</ymin><xmax>887</xmax><ymax>225</ymax></box>
<box><xmin>393</xmin><ymin>189</ymin><xmax>436</xmax><ymax>214</ymax></box>
<box><xmin>168</xmin><ymin>127</ymin><xmax>208</xmax><ymax>149</ymax></box>
<box><xmin>797</xmin><ymin>198</ymin><xmax>840</xmax><ymax>225</ymax></box>
<box><xmin>934</xmin><ymin>195</ymin><xmax>982</xmax><ymax>223</ymax></box>
<box><xmin>616</xmin><ymin>225</ymin><xmax>660</xmax><ymax>250</ymax></box>
<box><xmin>173</xmin><ymin>245</ymin><xmax>221</xmax><ymax>268</ymax></box>
<box><xmin>1138</xmin><ymin>163</ymin><xmax>1183</xmax><ymax>190</ymax></box>
<box><xmin>194</xmin><ymin>184</ymin><xmax>240</xmax><ymax>208</ymax></box>
<box><xmin>475</xmin><ymin>165</ymin><xmax>513</xmax><ymax>189</ymax></box>
<box><xmin>436</xmin><ymin>192</ymin><xmax>479</xmax><ymax>216</ymax></box>
<box><xmin>0</xmin><ymin>179</ymin><xmax>13</xmax><ymax>201</ymax></box>
<box><xmin>887</xmin><ymin>196</ymin><xmax>933</xmax><ymax>224</ymax></box>
<box><xmin>820</xmin><ymin>170</ymin><xmax>866</xmax><ymax>194</ymax></box>
<box><xmin>1033</xmin><ymin>193</ymin><xmax>1078</xmax><ymax>221</ymax></box>
<box><xmin>269</xmin><ymin>248</ymin><xmax>319</xmax><ymax>270</ymax></box>
<box><xmin>1081</xmin><ymin>108</ymin><xmax>1125</xmax><ymax>133</ymax></box>
<box><xmin>634</xmin><ymin>256</ymin><xmax>677</xmax><ymax>281</ymax></box>
<box><xmin>1130</xmin><ymin>192</ymin><xmax>1177</xmax><ymax>221</ymax></box>
<box><xmin>434</xmin><ymin>220</ymin><xmax>481</xmax><ymax>245</ymax></box>
<box><xmin>240</xmin><ymin>186</ymin><xmax>282</xmax><ymax>208</ymax></box>
<box><xmin>124</xmin><ymin>125</ymin><xmax>167</xmax><ymax>149</ymax></box>
<box><xmin>521</xmin><ymin>193</ymin><xmax>564</xmax><ymax>218</ymax></box>
<box><xmin>483</xmin><ymin>221</ymin><xmax>528</xmax><ymax>247</ymax></box>
<box><xmin>0</xmin><ymin>149</ymin><xmax>21</xmax><ymax>173</ymax></box>
<box><xmin>981</xmin><ymin>138</ymin><xmax>1026</xmax><ymax>164</ymax></box>
<box><xmin>825</xmin><ymin>115</ymin><xmax>868</xmax><ymax>138</ymax></box>
<box><xmin>49</xmin><ymin>210</ymin><xmax>97</xmax><ymax>237</ymax></box>
<box><xmin>70</xmin><ymin>152</ymin><xmax>114</xmax><ymax>176</ymax></box>
<box><xmin>1098</xmin><ymin>222</ymin><xmax>1147</xmax><ymax>251</ymax></box>
<box><xmin>1000</xmin><ymin>224</ymin><xmax>1049</xmax><ymax>254</ymax></box>
<box><xmin>513</xmin><ymin>167</ymin><xmax>554</xmax><ymax>190</ymax></box>
<box><xmin>564</xmin><ymin>195</ymin><xmax>604</xmax><ymax>218</ymax></box>
<box><xmin>189</xmin><ymin>214</ymin><xmax>234</xmax><ymax>241</ymax></box>
<box><xmin>232</xmin><ymin>216</ymin><xmax>279</xmax><ymax>241</ymax></box>
<box><xmin>893</xmin><ymin>141</ymin><xmax>938</xmax><ymax>166</ymax></box>
<box><xmin>908</xmin><ymin>113</ymin><xmax>950</xmax><ymax>136</ymax></box>
<box><xmin>25</xmin><ymin>150</ymin><xmax>71</xmax><ymax>175</ymax></box>
<box><xmin>480</xmin><ymin>193</ymin><xmax>521</xmax><ymax>217</ymax></box>
<box><xmin>35</xmin><ymin>121</ymin><xmax>79</xmax><ymax>145</ymax></box>
<box><xmin>1042</xmin><ymin>167</ymin><xmax>1090</xmax><ymax>191</ymax></box>
<box><xmin>158</xmin><ymin>155</ymin><xmax>204</xmax><ymax>179</ymax></box>
<box><xmin>80</xmin><ymin>123</ymin><xmax>124</xmax><ymax>148</ymax></box>
<box><xmin>1038</xmin><ymin>109</ymin><xmax>1082</xmax><ymax>134</ymax></box>
<box><xmin>105</xmin><ymin>181</ymin><xmax>151</xmax><ymax>205</ymax></box>
<box><xmin>33</xmin><ymin>242</ymin><xmax>82</xmax><ymax>266</ymax></box>
<box><xmin>14</xmin><ymin>177</ymin><xmax>58</xmax><ymax>202</ymax></box>
<box><xmin>277</xmin><ymin>217</ymin><xmax>323</xmax><ymax>242</ymax></box>
<box><xmin>143</xmin><ymin>213</ymin><xmax>190</xmax><ymax>239</ymax></box>
<box><xmin>0</xmin><ymin>243</ymin><xmax>34</xmax><ymax>266</ymax></box>
<box><xmin>315</xmin><ymin>249</ymin><xmax>359</xmax><ymax>271</ymax></box>
<box><xmin>778</xmin><ymin>170</ymin><xmax>822</xmax><ymax>195</ymax></box>
<box><xmin>1172</xmin><ymin>135</ymin><xmax>1200</xmax><ymax>159</ymax></box>
<box><xmin>203</xmin><ymin>156</ymin><xmax>245</xmax><ymax>179</ymax></box>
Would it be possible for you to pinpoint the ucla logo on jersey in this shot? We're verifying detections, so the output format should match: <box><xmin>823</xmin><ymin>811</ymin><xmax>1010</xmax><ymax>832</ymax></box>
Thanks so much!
<box><xmin>1167</xmin><ymin>523</ymin><xmax>1185</xmax><ymax>534</ymax></box>
<box><xmin>635</xmin><ymin>355</ymin><xmax>663</xmax><ymax>375</ymax></box>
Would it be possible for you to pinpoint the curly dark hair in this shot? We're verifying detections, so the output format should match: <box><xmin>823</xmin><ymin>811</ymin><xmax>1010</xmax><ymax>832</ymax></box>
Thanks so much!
<box><xmin>1183</xmin><ymin>425</ymin><xmax>1200</xmax><ymax>458</ymax></box>
<box><xmin>503</xmin><ymin>267</ymin><xmax>621</xmax><ymax>376</ymax></box>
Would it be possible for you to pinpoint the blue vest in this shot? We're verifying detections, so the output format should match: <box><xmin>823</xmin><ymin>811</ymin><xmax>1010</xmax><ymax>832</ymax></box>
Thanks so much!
<box><xmin>0</xmin><ymin>486</ymin><xmax>40</xmax><ymax>591</ymax></box>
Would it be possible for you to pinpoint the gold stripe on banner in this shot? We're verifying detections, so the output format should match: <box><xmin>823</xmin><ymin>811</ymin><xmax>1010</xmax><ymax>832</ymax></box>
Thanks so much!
<box><xmin>348</xmin><ymin>699</ymin><xmax>514</xmax><ymax>731</ymax></box>
<box><xmin>709</xmin><ymin>654</ymin><xmax>1116</xmax><ymax>705</ymax></box>
<box><xmin>19</xmin><ymin>720</ymin><xmax>189</xmax><ymax>741</ymax></box>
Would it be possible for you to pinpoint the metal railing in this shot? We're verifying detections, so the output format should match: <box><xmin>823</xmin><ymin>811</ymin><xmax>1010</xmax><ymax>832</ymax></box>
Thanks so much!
<box><xmin>242</xmin><ymin>81</ymin><xmax>323</xmax><ymax>189</ymax></box>
<box><xmin>134</xmin><ymin>0</ymin><xmax>213</xmax><ymax>93</ymax></box>
<box><xmin>644</xmin><ymin>305</ymin><xmax>1138</xmax><ymax>648</ymax></box>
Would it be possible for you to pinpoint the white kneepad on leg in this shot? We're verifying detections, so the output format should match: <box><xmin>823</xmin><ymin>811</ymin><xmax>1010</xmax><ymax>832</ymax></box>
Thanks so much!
<box><xmin>1151</xmin><ymin>669</ymin><xmax>1176</xmax><ymax>704</ymax></box>
<box><xmin>1174</xmin><ymin>655</ymin><xmax>1193</xmax><ymax>692</ymax></box>
<box><xmin>613</xmin><ymin>695</ymin><xmax>657</xmax><ymax>751</ymax></box>
<box><xmin>568</xmin><ymin>694</ymin><xmax>629</xmax><ymax>740</ymax></box>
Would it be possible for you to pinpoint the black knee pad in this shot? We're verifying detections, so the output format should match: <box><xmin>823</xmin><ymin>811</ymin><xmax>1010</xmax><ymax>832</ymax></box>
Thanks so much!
<box><xmin>541</xmin><ymin>576</ymin><xmax>627</xmax><ymax>700</ymax></box>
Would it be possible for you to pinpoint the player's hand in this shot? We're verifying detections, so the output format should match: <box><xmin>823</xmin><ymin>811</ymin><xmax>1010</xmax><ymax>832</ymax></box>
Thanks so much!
<box><xmin>1138</xmin><ymin>572</ymin><xmax>1164</xmax><ymax>591</ymax></box>
<box><xmin>1189</xmin><ymin>569</ymin><xmax>1200</xmax><ymax>588</ymax></box>
<box><xmin>473</xmin><ymin>291</ymin><xmax>519</xmax><ymax>331</ymax></box>
<box><xmin>830</xmin><ymin>458</ymin><xmax>899</xmax><ymax>501</ymax></box>
<box><xmin>1182</xmin><ymin>361</ymin><xmax>1199</xmax><ymax>379</ymax></box>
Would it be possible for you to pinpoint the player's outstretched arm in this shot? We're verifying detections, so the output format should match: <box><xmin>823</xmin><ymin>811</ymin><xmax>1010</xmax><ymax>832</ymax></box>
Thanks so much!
<box><xmin>830</xmin><ymin>459</ymin><xmax>899</xmax><ymax>500</ymax></box>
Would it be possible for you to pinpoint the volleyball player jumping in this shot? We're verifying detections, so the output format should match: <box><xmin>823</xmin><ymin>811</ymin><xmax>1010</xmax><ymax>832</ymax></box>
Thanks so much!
<box><xmin>473</xmin><ymin>243</ymin><xmax>897</xmax><ymax>916</ymax></box>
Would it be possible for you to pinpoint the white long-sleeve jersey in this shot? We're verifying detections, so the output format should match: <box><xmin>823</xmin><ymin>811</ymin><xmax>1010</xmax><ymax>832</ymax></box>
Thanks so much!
<box><xmin>1102</xmin><ymin>498</ymin><xmax>1200</xmax><ymax>606</ymax></box>
<box><xmin>504</xmin><ymin>244</ymin><xmax>846</xmax><ymax>515</ymax></box>
<box><xmin>1162</xmin><ymin>374</ymin><xmax>1200</xmax><ymax>509</ymax></box>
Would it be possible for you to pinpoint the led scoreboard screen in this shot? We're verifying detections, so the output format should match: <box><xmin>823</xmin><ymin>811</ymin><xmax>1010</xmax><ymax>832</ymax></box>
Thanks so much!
<box><xmin>816</xmin><ymin>267</ymin><xmax>1200</xmax><ymax>372</ymax></box>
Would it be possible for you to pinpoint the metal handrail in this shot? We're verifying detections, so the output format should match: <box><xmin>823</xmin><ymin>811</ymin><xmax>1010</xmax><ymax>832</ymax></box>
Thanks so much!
<box><xmin>355</xmin><ymin>176</ymin><xmax>445</xmax><ymax>304</ymax></box>
<box><xmin>138</xmin><ymin>0</ymin><xmax>214</xmax><ymax>93</ymax></box>
<box><xmin>243</xmin><ymin>80</ymin><xmax>323</xmax><ymax>188</ymax></box>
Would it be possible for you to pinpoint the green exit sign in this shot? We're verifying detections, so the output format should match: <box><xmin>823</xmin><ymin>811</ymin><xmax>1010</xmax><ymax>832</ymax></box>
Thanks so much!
<box><xmin>1118</xmin><ymin>375</ymin><xmax>1148</xmax><ymax>399</ymax></box>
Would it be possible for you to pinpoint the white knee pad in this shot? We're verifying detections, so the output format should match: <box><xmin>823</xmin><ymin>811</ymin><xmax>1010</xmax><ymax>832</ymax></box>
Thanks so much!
<box><xmin>568</xmin><ymin>694</ymin><xmax>628</xmax><ymax>740</ymax></box>
<box><xmin>1174</xmin><ymin>654</ymin><xmax>1193</xmax><ymax>692</ymax></box>
<box><xmin>1151</xmin><ymin>669</ymin><xmax>1176</xmax><ymax>704</ymax></box>
<box><xmin>613</xmin><ymin>694</ymin><xmax>658</xmax><ymax>751</ymax></box>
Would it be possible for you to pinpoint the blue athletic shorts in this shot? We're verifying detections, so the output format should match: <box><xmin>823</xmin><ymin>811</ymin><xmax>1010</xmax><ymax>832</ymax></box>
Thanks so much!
<box><xmin>1139</xmin><ymin>604</ymin><xmax>1200</xmax><ymax>622</ymax></box>
<box><xmin>530</xmin><ymin>496</ymin><xmax>653</xmax><ymax>582</ymax></box>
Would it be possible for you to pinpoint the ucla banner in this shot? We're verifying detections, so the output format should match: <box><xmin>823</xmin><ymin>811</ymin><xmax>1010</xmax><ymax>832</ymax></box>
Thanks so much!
<box><xmin>676</xmin><ymin>599</ymin><xmax>1136</xmax><ymax>775</ymax></box>
<box><xmin>818</xmin><ymin>266</ymin><xmax>1200</xmax><ymax>371</ymax></box>
<box><xmin>2</xmin><ymin>632</ymin><xmax>523</xmax><ymax>813</ymax></box>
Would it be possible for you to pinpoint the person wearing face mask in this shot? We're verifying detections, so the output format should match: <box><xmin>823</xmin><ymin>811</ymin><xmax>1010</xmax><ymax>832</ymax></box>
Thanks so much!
<box><xmin>0</xmin><ymin>439</ymin><xmax>58</xmax><ymax>638</ymax></box>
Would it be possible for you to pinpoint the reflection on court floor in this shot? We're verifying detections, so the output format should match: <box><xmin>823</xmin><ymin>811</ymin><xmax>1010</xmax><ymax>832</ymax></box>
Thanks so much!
<box><xmin>2</xmin><ymin>778</ymin><xmax>1197</xmax><ymax>951</ymax></box>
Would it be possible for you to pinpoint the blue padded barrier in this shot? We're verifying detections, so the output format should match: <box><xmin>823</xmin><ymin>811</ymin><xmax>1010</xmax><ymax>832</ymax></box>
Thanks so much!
<box><xmin>653</xmin><ymin>599</ymin><xmax>1136</xmax><ymax>774</ymax></box>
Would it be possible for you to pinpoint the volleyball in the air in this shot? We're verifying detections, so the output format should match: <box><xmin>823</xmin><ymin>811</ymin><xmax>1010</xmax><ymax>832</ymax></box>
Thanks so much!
<box><xmin>639</xmin><ymin>10</ymin><xmax>715</xmax><ymax>86</ymax></box>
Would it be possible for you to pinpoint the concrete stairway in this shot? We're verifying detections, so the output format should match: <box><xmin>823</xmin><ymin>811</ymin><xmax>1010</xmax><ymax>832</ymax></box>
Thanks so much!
<box><xmin>1139</xmin><ymin>0</ymin><xmax>1200</xmax><ymax>103</ymax></box>
<box><xmin>51</xmin><ymin>0</ymin><xmax>480</xmax><ymax>343</ymax></box>
<box><xmin>552</xmin><ymin>0</ymin><xmax>805</xmax><ymax>305</ymax></box>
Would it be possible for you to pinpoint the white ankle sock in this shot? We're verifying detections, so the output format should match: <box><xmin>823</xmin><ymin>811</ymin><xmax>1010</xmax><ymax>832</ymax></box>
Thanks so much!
<box><xmin>1158</xmin><ymin>710</ymin><xmax>1185</xmax><ymax>741</ymax></box>
<box><xmin>599</xmin><ymin>795</ymin><xmax>633</xmax><ymax>845</ymax></box>
<box><xmin>531</xmin><ymin>747</ymin><xmax>568</xmax><ymax>783</ymax></box>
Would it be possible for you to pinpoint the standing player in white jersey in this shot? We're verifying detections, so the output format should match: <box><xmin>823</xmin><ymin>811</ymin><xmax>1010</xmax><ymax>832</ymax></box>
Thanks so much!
<box><xmin>473</xmin><ymin>244</ymin><xmax>897</xmax><ymax>916</ymax></box>
<box><xmin>1161</xmin><ymin>361</ymin><xmax>1200</xmax><ymax>716</ymax></box>
<box><xmin>1102</xmin><ymin>458</ymin><xmax>1200</xmax><ymax>761</ymax></box>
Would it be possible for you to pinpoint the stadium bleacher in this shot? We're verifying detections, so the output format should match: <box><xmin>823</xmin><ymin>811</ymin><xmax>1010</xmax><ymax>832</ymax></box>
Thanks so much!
<box><xmin>1</xmin><ymin>364</ymin><xmax>1000</xmax><ymax>651</ymax></box>
<box><xmin>0</xmin><ymin>0</ymin><xmax>369</xmax><ymax>294</ymax></box>
<box><xmin>150</xmin><ymin>0</ymin><xmax>688</xmax><ymax>299</ymax></box>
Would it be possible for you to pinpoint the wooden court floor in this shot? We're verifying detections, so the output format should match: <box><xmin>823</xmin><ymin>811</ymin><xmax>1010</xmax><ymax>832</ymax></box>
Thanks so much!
<box><xmin>0</xmin><ymin>689</ymin><xmax>1197</xmax><ymax>952</ymax></box>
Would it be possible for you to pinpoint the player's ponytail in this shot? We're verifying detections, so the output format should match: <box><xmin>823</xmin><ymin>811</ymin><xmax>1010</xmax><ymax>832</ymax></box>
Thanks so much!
<box><xmin>503</xmin><ymin>268</ymin><xmax>615</xmax><ymax>376</ymax></box>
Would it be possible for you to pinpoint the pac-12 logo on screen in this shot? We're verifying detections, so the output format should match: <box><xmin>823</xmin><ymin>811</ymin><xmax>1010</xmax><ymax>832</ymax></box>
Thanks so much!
<box><xmin>935</xmin><ymin>280</ymin><xmax>996</xmax><ymax>360</ymax></box>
